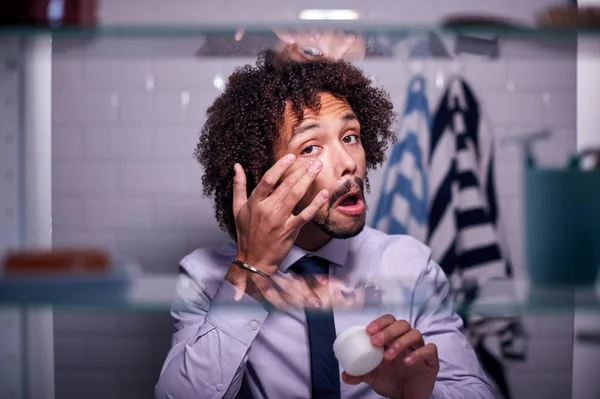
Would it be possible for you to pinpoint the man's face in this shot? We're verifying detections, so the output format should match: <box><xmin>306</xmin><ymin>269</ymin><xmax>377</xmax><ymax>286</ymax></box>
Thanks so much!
<box><xmin>274</xmin><ymin>29</ymin><xmax>367</xmax><ymax>62</ymax></box>
<box><xmin>274</xmin><ymin>92</ymin><xmax>367</xmax><ymax>239</ymax></box>
<box><xmin>310</xmin><ymin>276</ymin><xmax>367</xmax><ymax>309</ymax></box>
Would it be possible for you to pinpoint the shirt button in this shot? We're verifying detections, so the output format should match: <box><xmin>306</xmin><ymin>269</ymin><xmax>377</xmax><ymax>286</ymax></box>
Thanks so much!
<box><xmin>216</xmin><ymin>383</ymin><xmax>223</xmax><ymax>391</ymax></box>
<box><xmin>249</xmin><ymin>320</ymin><xmax>259</xmax><ymax>330</ymax></box>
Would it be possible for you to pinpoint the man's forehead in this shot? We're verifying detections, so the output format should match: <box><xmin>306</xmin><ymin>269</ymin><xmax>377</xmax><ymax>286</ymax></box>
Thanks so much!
<box><xmin>283</xmin><ymin>93</ymin><xmax>353</xmax><ymax>122</ymax></box>
<box><xmin>275</xmin><ymin>93</ymin><xmax>357</xmax><ymax>153</ymax></box>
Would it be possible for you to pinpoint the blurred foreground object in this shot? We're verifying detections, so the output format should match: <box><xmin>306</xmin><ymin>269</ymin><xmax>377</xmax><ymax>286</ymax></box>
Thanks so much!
<box><xmin>197</xmin><ymin>28</ymin><xmax>371</xmax><ymax>59</ymax></box>
<box><xmin>0</xmin><ymin>0</ymin><xmax>97</xmax><ymax>26</ymax></box>
<box><xmin>0</xmin><ymin>249</ymin><xmax>139</xmax><ymax>304</ymax></box>
<box><xmin>441</xmin><ymin>14</ymin><xmax>525</xmax><ymax>28</ymax></box>
<box><xmin>524</xmin><ymin>144</ymin><xmax>600</xmax><ymax>286</ymax></box>
<box><xmin>272</xmin><ymin>29</ymin><xmax>366</xmax><ymax>61</ymax></box>
<box><xmin>3</xmin><ymin>249</ymin><xmax>109</xmax><ymax>275</ymax></box>
<box><xmin>577</xmin><ymin>148</ymin><xmax>600</xmax><ymax>170</ymax></box>
<box><xmin>537</xmin><ymin>5</ymin><xmax>600</xmax><ymax>28</ymax></box>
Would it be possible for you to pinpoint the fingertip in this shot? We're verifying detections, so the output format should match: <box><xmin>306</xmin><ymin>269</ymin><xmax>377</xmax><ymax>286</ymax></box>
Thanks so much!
<box><xmin>366</xmin><ymin>322</ymin><xmax>378</xmax><ymax>335</ymax></box>
<box><xmin>280</xmin><ymin>153</ymin><xmax>295</xmax><ymax>164</ymax></box>
<box><xmin>341</xmin><ymin>371</ymin><xmax>349</xmax><ymax>383</ymax></box>
<box><xmin>234</xmin><ymin>28</ymin><xmax>245</xmax><ymax>41</ymax></box>
<box><xmin>341</xmin><ymin>372</ymin><xmax>361</xmax><ymax>385</ymax></box>
<box><xmin>314</xmin><ymin>275</ymin><xmax>328</xmax><ymax>285</ymax></box>
<box><xmin>233</xmin><ymin>280</ymin><xmax>246</xmax><ymax>301</ymax></box>
<box><xmin>310</xmin><ymin>297</ymin><xmax>322</xmax><ymax>309</ymax></box>
<box><xmin>320</xmin><ymin>189</ymin><xmax>330</xmax><ymax>200</ymax></box>
<box><xmin>233</xmin><ymin>164</ymin><xmax>247</xmax><ymax>186</ymax></box>
<box><xmin>384</xmin><ymin>348</ymin><xmax>396</xmax><ymax>361</ymax></box>
<box><xmin>310</xmin><ymin>159</ymin><xmax>323</xmax><ymax>170</ymax></box>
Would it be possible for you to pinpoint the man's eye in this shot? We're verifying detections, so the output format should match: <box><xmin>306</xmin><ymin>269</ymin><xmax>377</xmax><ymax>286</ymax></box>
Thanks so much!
<box><xmin>343</xmin><ymin>134</ymin><xmax>359</xmax><ymax>144</ymax></box>
<box><xmin>300</xmin><ymin>46</ymin><xmax>323</xmax><ymax>57</ymax></box>
<box><xmin>301</xmin><ymin>145</ymin><xmax>318</xmax><ymax>155</ymax></box>
<box><xmin>340</xmin><ymin>290</ymin><xmax>355</xmax><ymax>299</ymax></box>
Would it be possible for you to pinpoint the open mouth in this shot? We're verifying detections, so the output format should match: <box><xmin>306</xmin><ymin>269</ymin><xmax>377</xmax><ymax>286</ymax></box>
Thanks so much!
<box><xmin>338</xmin><ymin>194</ymin><xmax>359</xmax><ymax>207</ymax></box>
<box><xmin>334</xmin><ymin>190</ymin><xmax>365</xmax><ymax>216</ymax></box>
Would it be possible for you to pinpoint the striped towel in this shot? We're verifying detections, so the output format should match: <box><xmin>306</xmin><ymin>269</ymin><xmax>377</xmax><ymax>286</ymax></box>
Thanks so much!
<box><xmin>427</xmin><ymin>77</ymin><xmax>508</xmax><ymax>282</ymax></box>
<box><xmin>371</xmin><ymin>75</ymin><xmax>431</xmax><ymax>243</ymax></box>
<box><xmin>428</xmin><ymin>77</ymin><xmax>525</xmax><ymax>399</ymax></box>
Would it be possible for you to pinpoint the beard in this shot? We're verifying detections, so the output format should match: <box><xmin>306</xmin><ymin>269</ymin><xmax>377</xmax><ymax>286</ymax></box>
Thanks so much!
<box><xmin>311</xmin><ymin>176</ymin><xmax>367</xmax><ymax>239</ymax></box>
<box><xmin>312</xmin><ymin>215</ymin><xmax>366</xmax><ymax>239</ymax></box>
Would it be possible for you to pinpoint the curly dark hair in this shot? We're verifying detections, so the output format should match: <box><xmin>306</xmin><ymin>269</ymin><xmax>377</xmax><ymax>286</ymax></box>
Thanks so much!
<box><xmin>195</xmin><ymin>50</ymin><xmax>397</xmax><ymax>241</ymax></box>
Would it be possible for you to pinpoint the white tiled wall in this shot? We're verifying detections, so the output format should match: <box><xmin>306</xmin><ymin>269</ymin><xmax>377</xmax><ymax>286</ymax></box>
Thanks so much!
<box><xmin>50</xmin><ymin>1</ymin><xmax>577</xmax><ymax>398</ymax></box>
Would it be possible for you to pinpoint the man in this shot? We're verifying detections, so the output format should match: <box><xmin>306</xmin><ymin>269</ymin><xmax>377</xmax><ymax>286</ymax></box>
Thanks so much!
<box><xmin>155</xmin><ymin>50</ymin><xmax>494</xmax><ymax>399</ymax></box>
<box><xmin>196</xmin><ymin>28</ymin><xmax>369</xmax><ymax>60</ymax></box>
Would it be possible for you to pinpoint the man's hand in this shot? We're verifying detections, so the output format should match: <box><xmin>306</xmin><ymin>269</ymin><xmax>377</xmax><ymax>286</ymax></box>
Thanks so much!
<box><xmin>225</xmin><ymin>153</ymin><xmax>330</xmax><ymax>308</ymax></box>
<box><xmin>341</xmin><ymin>315</ymin><xmax>439</xmax><ymax>399</ymax></box>
<box><xmin>230</xmin><ymin>271</ymin><xmax>325</xmax><ymax>310</ymax></box>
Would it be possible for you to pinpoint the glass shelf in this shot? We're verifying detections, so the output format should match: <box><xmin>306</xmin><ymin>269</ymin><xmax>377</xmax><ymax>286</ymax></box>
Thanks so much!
<box><xmin>1</xmin><ymin>23</ymin><xmax>600</xmax><ymax>39</ymax></box>
<box><xmin>1</xmin><ymin>22</ymin><xmax>598</xmax><ymax>60</ymax></box>
<box><xmin>1</xmin><ymin>275</ymin><xmax>599</xmax><ymax>316</ymax></box>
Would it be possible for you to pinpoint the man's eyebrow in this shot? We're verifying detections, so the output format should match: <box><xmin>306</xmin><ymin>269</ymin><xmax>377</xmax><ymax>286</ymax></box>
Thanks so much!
<box><xmin>292</xmin><ymin>122</ymin><xmax>320</xmax><ymax>138</ymax></box>
<box><xmin>341</xmin><ymin>112</ymin><xmax>358</xmax><ymax>122</ymax></box>
<box><xmin>291</xmin><ymin>112</ymin><xmax>358</xmax><ymax>138</ymax></box>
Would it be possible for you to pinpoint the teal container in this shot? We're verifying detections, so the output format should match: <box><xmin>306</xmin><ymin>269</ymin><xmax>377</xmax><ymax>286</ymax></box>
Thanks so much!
<box><xmin>525</xmin><ymin>167</ymin><xmax>600</xmax><ymax>286</ymax></box>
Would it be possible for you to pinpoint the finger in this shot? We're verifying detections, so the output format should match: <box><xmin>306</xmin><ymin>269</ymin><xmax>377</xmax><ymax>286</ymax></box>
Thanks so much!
<box><xmin>262</xmin><ymin>287</ymin><xmax>289</xmax><ymax>309</ymax></box>
<box><xmin>271</xmin><ymin>275</ymin><xmax>305</xmax><ymax>308</ymax></box>
<box><xmin>229</xmin><ymin>271</ymin><xmax>247</xmax><ymax>302</ymax></box>
<box><xmin>254</xmin><ymin>277</ymin><xmax>289</xmax><ymax>309</ymax></box>
<box><xmin>370</xmin><ymin>319</ymin><xmax>412</xmax><ymax>348</ymax></box>
<box><xmin>404</xmin><ymin>343</ymin><xmax>439</xmax><ymax>368</ymax></box>
<box><xmin>279</xmin><ymin>159</ymin><xmax>323</xmax><ymax>214</ymax></box>
<box><xmin>341</xmin><ymin>371</ymin><xmax>363</xmax><ymax>385</ymax></box>
<box><xmin>289</xmin><ymin>189</ymin><xmax>330</xmax><ymax>229</ymax></box>
<box><xmin>291</xmin><ymin>275</ymin><xmax>323</xmax><ymax>309</ymax></box>
<box><xmin>252</xmin><ymin>154</ymin><xmax>296</xmax><ymax>200</ymax></box>
<box><xmin>272</xmin><ymin>275</ymin><xmax>322</xmax><ymax>309</ymax></box>
<box><xmin>232</xmin><ymin>163</ymin><xmax>248</xmax><ymax>217</ymax></box>
<box><xmin>342</xmin><ymin>367</ymin><xmax>380</xmax><ymax>387</ymax></box>
<box><xmin>383</xmin><ymin>328</ymin><xmax>425</xmax><ymax>361</ymax></box>
<box><xmin>314</xmin><ymin>275</ymin><xmax>328</xmax><ymax>285</ymax></box>
<box><xmin>265</xmin><ymin>157</ymin><xmax>313</xmax><ymax>206</ymax></box>
<box><xmin>234</xmin><ymin>27</ymin><xmax>245</xmax><ymax>41</ymax></box>
<box><xmin>366</xmin><ymin>314</ymin><xmax>397</xmax><ymax>334</ymax></box>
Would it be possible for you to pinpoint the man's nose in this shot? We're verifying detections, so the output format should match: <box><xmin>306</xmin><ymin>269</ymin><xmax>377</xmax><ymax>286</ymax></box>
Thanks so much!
<box><xmin>332</xmin><ymin>146</ymin><xmax>357</xmax><ymax>179</ymax></box>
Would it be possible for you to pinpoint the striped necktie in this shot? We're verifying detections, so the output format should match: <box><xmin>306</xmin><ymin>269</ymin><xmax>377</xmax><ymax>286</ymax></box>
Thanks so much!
<box><xmin>291</xmin><ymin>256</ymin><xmax>340</xmax><ymax>399</ymax></box>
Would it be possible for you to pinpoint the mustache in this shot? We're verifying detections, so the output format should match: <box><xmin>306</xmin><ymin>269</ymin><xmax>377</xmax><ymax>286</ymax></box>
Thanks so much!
<box><xmin>329</xmin><ymin>177</ymin><xmax>364</xmax><ymax>206</ymax></box>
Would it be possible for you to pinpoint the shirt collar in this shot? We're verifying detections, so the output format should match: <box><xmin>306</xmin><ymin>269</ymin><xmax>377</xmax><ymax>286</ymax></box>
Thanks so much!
<box><xmin>279</xmin><ymin>237</ymin><xmax>350</xmax><ymax>273</ymax></box>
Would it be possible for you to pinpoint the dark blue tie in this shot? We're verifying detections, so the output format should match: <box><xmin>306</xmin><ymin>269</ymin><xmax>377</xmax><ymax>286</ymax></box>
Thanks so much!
<box><xmin>291</xmin><ymin>256</ymin><xmax>341</xmax><ymax>399</ymax></box>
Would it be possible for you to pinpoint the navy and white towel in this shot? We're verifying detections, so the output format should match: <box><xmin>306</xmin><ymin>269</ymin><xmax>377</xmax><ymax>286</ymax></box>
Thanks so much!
<box><xmin>427</xmin><ymin>77</ymin><xmax>525</xmax><ymax>399</ymax></box>
<box><xmin>426</xmin><ymin>77</ymin><xmax>509</xmax><ymax>283</ymax></box>
<box><xmin>371</xmin><ymin>75</ymin><xmax>431</xmax><ymax>243</ymax></box>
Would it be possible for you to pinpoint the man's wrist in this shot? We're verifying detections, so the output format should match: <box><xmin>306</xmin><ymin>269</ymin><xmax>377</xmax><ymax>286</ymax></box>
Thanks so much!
<box><xmin>232</xmin><ymin>259</ymin><xmax>272</xmax><ymax>280</ymax></box>
<box><xmin>234</xmin><ymin>253</ymin><xmax>278</xmax><ymax>275</ymax></box>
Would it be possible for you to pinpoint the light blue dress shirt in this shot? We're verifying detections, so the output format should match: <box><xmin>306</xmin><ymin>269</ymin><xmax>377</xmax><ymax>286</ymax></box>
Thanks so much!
<box><xmin>155</xmin><ymin>226</ymin><xmax>495</xmax><ymax>399</ymax></box>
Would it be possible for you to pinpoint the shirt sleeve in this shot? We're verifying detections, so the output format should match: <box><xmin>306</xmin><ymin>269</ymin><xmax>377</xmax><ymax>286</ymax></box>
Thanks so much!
<box><xmin>411</xmin><ymin>257</ymin><xmax>496</xmax><ymax>399</ymax></box>
<box><xmin>154</xmin><ymin>266</ymin><xmax>269</xmax><ymax>399</ymax></box>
